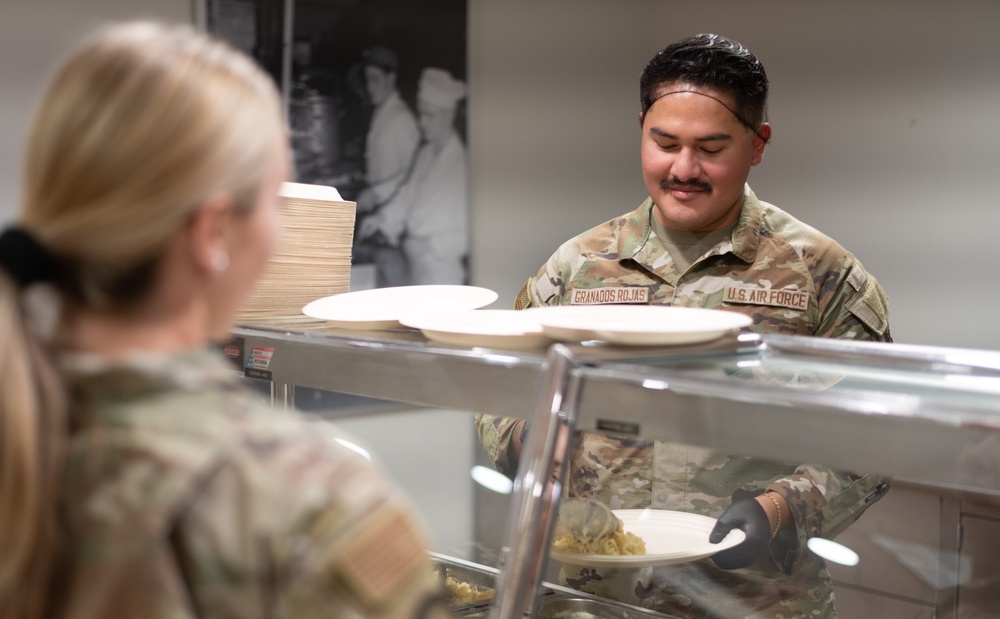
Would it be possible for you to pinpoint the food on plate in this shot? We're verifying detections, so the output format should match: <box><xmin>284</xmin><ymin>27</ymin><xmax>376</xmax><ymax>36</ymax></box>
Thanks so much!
<box><xmin>551</xmin><ymin>519</ymin><xmax>646</xmax><ymax>555</ymax></box>
<box><xmin>445</xmin><ymin>576</ymin><xmax>495</xmax><ymax>604</ymax></box>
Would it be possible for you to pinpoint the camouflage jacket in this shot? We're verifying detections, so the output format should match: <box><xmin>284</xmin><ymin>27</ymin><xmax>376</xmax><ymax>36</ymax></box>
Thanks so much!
<box><xmin>56</xmin><ymin>348</ymin><xmax>451</xmax><ymax>619</ymax></box>
<box><xmin>517</xmin><ymin>185</ymin><xmax>889</xmax><ymax>339</ymax></box>
<box><xmin>477</xmin><ymin>187</ymin><xmax>892</xmax><ymax>618</ymax></box>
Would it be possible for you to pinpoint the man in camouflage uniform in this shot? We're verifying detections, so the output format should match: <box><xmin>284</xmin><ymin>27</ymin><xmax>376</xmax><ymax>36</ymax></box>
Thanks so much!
<box><xmin>57</xmin><ymin>347</ymin><xmax>453</xmax><ymax>619</ymax></box>
<box><xmin>477</xmin><ymin>34</ymin><xmax>891</xmax><ymax>618</ymax></box>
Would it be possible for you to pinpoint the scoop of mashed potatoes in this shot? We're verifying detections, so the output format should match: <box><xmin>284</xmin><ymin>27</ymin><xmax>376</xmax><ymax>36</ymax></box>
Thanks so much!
<box><xmin>552</xmin><ymin>519</ymin><xmax>646</xmax><ymax>555</ymax></box>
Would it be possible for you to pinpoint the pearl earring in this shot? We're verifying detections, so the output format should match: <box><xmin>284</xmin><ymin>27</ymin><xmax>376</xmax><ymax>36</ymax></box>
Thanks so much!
<box><xmin>212</xmin><ymin>250</ymin><xmax>230</xmax><ymax>272</ymax></box>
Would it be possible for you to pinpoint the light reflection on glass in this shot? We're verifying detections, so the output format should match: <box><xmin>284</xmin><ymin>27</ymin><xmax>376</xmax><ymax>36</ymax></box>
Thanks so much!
<box><xmin>943</xmin><ymin>352</ymin><xmax>1000</xmax><ymax>371</ymax></box>
<box><xmin>807</xmin><ymin>537</ymin><xmax>859</xmax><ymax>566</ymax></box>
<box><xmin>941</xmin><ymin>372</ymin><xmax>1000</xmax><ymax>394</ymax></box>
<box><xmin>478</xmin><ymin>353</ymin><xmax>525</xmax><ymax>367</ymax></box>
<box><xmin>472</xmin><ymin>464</ymin><xmax>514</xmax><ymax>494</ymax></box>
<box><xmin>334</xmin><ymin>437</ymin><xmax>372</xmax><ymax>461</ymax></box>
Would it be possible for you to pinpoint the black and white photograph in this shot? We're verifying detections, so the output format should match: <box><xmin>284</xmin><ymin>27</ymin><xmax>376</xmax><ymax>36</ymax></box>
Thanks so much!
<box><xmin>206</xmin><ymin>0</ymin><xmax>469</xmax><ymax>290</ymax></box>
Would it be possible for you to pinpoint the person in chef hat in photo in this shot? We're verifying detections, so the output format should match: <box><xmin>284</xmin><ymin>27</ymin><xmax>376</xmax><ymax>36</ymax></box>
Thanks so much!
<box><xmin>359</xmin><ymin>66</ymin><xmax>469</xmax><ymax>286</ymax></box>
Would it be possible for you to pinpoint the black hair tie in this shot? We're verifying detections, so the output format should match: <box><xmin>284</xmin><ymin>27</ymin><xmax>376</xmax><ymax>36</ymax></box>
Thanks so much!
<box><xmin>0</xmin><ymin>227</ymin><xmax>54</xmax><ymax>288</ymax></box>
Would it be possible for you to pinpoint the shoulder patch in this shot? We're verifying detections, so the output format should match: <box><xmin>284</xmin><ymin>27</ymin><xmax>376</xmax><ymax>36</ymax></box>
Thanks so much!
<box><xmin>845</xmin><ymin>268</ymin><xmax>889</xmax><ymax>336</ymax></box>
<box><xmin>514</xmin><ymin>279</ymin><xmax>533</xmax><ymax>310</ymax></box>
<box><xmin>335</xmin><ymin>504</ymin><xmax>429</xmax><ymax>607</ymax></box>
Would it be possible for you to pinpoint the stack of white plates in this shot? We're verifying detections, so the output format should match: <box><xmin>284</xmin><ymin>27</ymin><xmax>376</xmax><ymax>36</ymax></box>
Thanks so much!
<box><xmin>237</xmin><ymin>182</ymin><xmax>355</xmax><ymax>331</ymax></box>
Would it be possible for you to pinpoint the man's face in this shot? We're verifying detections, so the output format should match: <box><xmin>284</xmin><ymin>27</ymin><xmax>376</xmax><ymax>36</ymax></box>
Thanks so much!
<box><xmin>639</xmin><ymin>83</ymin><xmax>768</xmax><ymax>232</ymax></box>
<box><xmin>364</xmin><ymin>66</ymin><xmax>394</xmax><ymax>107</ymax></box>
<box><xmin>418</xmin><ymin>101</ymin><xmax>455</xmax><ymax>147</ymax></box>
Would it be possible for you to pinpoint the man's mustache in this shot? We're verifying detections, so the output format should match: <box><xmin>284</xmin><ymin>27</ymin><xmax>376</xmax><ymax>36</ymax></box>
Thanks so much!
<box><xmin>661</xmin><ymin>178</ymin><xmax>712</xmax><ymax>192</ymax></box>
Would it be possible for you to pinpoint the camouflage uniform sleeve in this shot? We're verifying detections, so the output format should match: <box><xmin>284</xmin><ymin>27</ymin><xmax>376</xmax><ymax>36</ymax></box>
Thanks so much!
<box><xmin>814</xmin><ymin>260</ymin><xmax>892</xmax><ymax>342</ymax></box>
<box><xmin>757</xmin><ymin>261</ymin><xmax>892</xmax><ymax>571</ymax></box>
<box><xmin>522</xmin><ymin>230</ymin><xmax>600</xmax><ymax>308</ymax></box>
<box><xmin>280</xmin><ymin>424</ymin><xmax>453</xmax><ymax>619</ymax></box>
<box><xmin>475</xmin><ymin>413</ymin><xmax>527</xmax><ymax>479</ymax></box>
<box><xmin>518</xmin><ymin>270</ymin><xmax>560</xmax><ymax>308</ymax></box>
<box><xmin>513</xmin><ymin>279</ymin><xmax>534</xmax><ymax>311</ymax></box>
<box><xmin>472</xmin><ymin>274</ymin><xmax>542</xmax><ymax>479</ymax></box>
<box><xmin>765</xmin><ymin>467</ymin><xmax>890</xmax><ymax>573</ymax></box>
<box><xmin>174</xmin><ymin>421</ymin><xmax>452</xmax><ymax>619</ymax></box>
<box><xmin>758</xmin><ymin>260</ymin><xmax>893</xmax><ymax>571</ymax></box>
<box><xmin>281</xmin><ymin>501</ymin><xmax>452</xmax><ymax>619</ymax></box>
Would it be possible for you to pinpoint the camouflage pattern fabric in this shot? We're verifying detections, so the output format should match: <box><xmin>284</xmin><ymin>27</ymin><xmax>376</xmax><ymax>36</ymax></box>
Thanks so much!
<box><xmin>56</xmin><ymin>348</ymin><xmax>452</xmax><ymax>619</ymax></box>
<box><xmin>522</xmin><ymin>185</ymin><xmax>889</xmax><ymax>339</ymax></box>
<box><xmin>477</xmin><ymin>186</ymin><xmax>892</xmax><ymax>618</ymax></box>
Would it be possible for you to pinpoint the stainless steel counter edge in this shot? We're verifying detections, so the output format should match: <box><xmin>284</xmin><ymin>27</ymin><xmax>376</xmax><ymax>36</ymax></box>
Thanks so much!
<box><xmin>233</xmin><ymin>326</ymin><xmax>548</xmax><ymax>417</ymax></box>
<box><xmin>230</xmin><ymin>326</ymin><xmax>1000</xmax><ymax>498</ymax></box>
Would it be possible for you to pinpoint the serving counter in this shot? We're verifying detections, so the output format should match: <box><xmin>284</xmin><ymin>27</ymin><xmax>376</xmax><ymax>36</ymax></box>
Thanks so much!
<box><xmin>227</xmin><ymin>325</ymin><xmax>1000</xmax><ymax>618</ymax></box>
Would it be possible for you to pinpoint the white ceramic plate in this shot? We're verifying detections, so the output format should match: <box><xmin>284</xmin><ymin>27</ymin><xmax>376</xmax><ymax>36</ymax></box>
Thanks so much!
<box><xmin>302</xmin><ymin>285</ymin><xmax>499</xmax><ymax>330</ymax></box>
<box><xmin>400</xmin><ymin>310</ymin><xmax>551</xmax><ymax>349</ymax></box>
<box><xmin>551</xmin><ymin>509</ymin><xmax>746</xmax><ymax>567</ymax></box>
<box><xmin>526</xmin><ymin>305</ymin><xmax>752</xmax><ymax>346</ymax></box>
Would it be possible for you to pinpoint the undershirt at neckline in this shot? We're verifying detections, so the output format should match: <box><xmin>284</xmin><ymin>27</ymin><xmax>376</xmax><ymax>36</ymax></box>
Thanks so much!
<box><xmin>649</xmin><ymin>212</ymin><xmax>736</xmax><ymax>274</ymax></box>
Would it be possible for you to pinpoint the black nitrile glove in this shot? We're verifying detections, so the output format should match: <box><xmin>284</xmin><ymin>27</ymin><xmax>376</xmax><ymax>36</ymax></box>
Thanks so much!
<box><xmin>709</xmin><ymin>488</ymin><xmax>771</xmax><ymax>570</ymax></box>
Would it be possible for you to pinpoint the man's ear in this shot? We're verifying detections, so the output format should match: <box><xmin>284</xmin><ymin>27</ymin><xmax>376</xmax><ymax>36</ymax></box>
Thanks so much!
<box><xmin>638</xmin><ymin>111</ymin><xmax>645</xmax><ymax>128</ymax></box>
<box><xmin>751</xmin><ymin>123</ymin><xmax>771</xmax><ymax>166</ymax></box>
<box><xmin>186</xmin><ymin>194</ymin><xmax>234</xmax><ymax>275</ymax></box>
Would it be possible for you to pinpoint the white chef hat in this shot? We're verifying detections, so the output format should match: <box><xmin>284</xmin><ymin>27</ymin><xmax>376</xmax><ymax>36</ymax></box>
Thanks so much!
<box><xmin>417</xmin><ymin>67</ymin><xmax>466</xmax><ymax>110</ymax></box>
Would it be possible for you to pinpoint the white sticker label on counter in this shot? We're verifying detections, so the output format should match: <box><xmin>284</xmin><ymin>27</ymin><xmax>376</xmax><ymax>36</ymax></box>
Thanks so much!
<box><xmin>247</xmin><ymin>346</ymin><xmax>274</xmax><ymax>371</ymax></box>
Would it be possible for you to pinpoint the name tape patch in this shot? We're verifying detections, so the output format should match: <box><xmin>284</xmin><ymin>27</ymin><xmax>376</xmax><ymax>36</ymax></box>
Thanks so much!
<box><xmin>724</xmin><ymin>284</ymin><xmax>809</xmax><ymax>311</ymax></box>
<box><xmin>570</xmin><ymin>287</ymin><xmax>649</xmax><ymax>305</ymax></box>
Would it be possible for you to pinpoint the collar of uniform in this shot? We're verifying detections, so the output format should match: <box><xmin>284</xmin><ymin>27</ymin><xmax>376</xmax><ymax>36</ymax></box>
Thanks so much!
<box><xmin>729</xmin><ymin>184</ymin><xmax>763</xmax><ymax>263</ymax></box>
<box><xmin>616</xmin><ymin>198</ymin><xmax>657</xmax><ymax>262</ymax></box>
<box><xmin>619</xmin><ymin>187</ymin><xmax>763</xmax><ymax>271</ymax></box>
<box><xmin>621</xmin><ymin>190</ymin><xmax>761</xmax><ymax>253</ymax></box>
<box><xmin>61</xmin><ymin>346</ymin><xmax>237</xmax><ymax>404</ymax></box>
<box><xmin>613</xmin><ymin>199</ymin><xmax>684</xmax><ymax>285</ymax></box>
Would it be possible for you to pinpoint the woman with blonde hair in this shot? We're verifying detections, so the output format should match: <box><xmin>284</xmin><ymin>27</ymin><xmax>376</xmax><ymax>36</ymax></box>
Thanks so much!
<box><xmin>0</xmin><ymin>21</ymin><xmax>450</xmax><ymax>619</ymax></box>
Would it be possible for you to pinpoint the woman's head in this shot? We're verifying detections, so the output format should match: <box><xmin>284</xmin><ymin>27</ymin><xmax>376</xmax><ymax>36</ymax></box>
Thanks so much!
<box><xmin>20</xmin><ymin>21</ymin><xmax>288</xmax><ymax>317</ymax></box>
<box><xmin>0</xmin><ymin>23</ymin><xmax>288</xmax><ymax>615</ymax></box>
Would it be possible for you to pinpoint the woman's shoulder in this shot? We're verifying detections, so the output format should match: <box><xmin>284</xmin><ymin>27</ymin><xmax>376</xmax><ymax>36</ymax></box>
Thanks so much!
<box><xmin>63</xmin><ymin>348</ymin><xmax>395</xmax><ymax>533</ymax></box>
<box><xmin>60</xmin><ymin>355</ymin><xmax>440</xmax><ymax>617</ymax></box>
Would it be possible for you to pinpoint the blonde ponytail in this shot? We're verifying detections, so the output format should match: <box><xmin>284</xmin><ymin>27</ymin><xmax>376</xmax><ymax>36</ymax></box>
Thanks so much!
<box><xmin>0</xmin><ymin>274</ymin><xmax>66</xmax><ymax>618</ymax></box>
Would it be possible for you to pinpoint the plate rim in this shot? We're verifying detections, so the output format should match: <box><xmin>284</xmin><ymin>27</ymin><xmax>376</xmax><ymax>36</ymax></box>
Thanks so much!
<box><xmin>528</xmin><ymin>305</ymin><xmax>752</xmax><ymax>345</ymax></box>
<box><xmin>419</xmin><ymin>327</ymin><xmax>552</xmax><ymax>349</ymax></box>
<box><xmin>401</xmin><ymin>310</ymin><xmax>552</xmax><ymax>349</ymax></box>
<box><xmin>399</xmin><ymin>309</ymin><xmax>545</xmax><ymax>336</ymax></box>
<box><xmin>301</xmin><ymin>285</ymin><xmax>499</xmax><ymax>326</ymax></box>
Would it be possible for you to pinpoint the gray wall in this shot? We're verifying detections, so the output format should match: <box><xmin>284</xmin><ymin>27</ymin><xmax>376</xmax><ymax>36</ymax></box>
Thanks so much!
<box><xmin>0</xmin><ymin>0</ymin><xmax>193</xmax><ymax>221</ymax></box>
<box><xmin>468</xmin><ymin>0</ymin><xmax>1000</xmax><ymax>350</ymax></box>
<box><xmin>4</xmin><ymin>0</ymin><xmax>1000</xmax><ymax>350</ymax></box>
<box><xmin>645</xmin><ymin>1</ymin><xmax>1000</xmax><ymax>350</ymax></box>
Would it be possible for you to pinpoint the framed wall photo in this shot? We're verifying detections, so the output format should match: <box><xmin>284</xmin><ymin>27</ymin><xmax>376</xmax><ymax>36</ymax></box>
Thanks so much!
<box><xmin>204</xmin><ymin>0</ymin><xmax>469</xmax><ymax>290</ymax></box>
<box><xmin>197</xmin><ymin>0</ymin><xmax>289</xmax><ymax>94</ymax></box>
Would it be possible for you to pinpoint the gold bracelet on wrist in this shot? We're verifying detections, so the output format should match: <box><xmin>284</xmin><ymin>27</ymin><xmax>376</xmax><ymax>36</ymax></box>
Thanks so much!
<box><xmin>763</xmin><ymin>492</ymin><xmax>782</xmax><ymax>541</ymax></box>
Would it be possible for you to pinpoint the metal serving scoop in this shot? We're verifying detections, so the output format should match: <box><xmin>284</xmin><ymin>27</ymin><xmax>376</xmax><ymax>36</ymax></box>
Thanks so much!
<box><xmin>557</xmin><ymin>497</ymin><xmax>620</xmax><ymax>542</ymax></box>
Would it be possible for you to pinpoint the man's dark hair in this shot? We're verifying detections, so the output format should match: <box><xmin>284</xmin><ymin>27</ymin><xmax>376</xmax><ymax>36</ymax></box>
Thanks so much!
<box><xmin>362</xmin><ymin>45</ymin><xmax>399</xmax><ymax>75</ymax></box>
<box><xmin>640</xmin><ymin>34</ymin><xmax>769</xmax><ymax>132</ymax></box>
